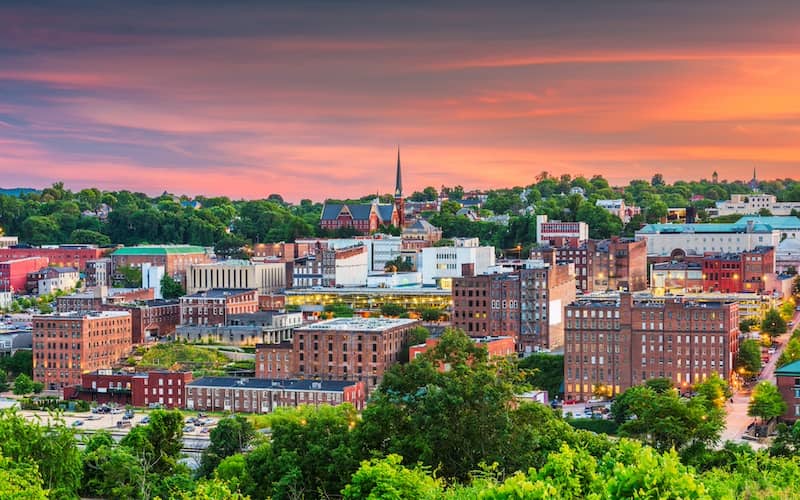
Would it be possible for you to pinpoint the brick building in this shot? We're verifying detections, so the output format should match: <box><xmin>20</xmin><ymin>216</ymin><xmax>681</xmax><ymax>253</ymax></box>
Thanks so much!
<box><xmin>0</xmin><ymin>257</ymin><xmax>50</xmax><ymax>293</ymax></box>
<box><xmin>111</xmin><ymin>245</ymin><xmax>211</xmax><ymax>284</ymax></box>
<box><xmin>532</xmin><ymin>237</ymin><xmax>647</xmax><ymax>294</ymax></box>
<box><xmin>452</xmin><ymin>257</ymin><xmax>576</xmax><ymax>351</ymax></box>
<box><xmin>177</xmin><ymin>311</ymin><xmax>302</xmax><ymax>346</ymax></box>
<box><xmin>251</xmin><ymin>242</ymin><xmax>312</xmax><ymax>262</ymax></box>
<box><xmin>185</xmin><ymin>377</ymin><xmax>366</xmax><ymax>413</ymax></box>
<box><xmin>703</xmin><ymin>246</ymin><xmax>775</xmax><ymax>294</ymax></box>
<box><xmin>255</xmin><ymin>317</ymin><xmax>420</xmax><ymax>391</ymax></box>
<box><xmin>259</xmin><ymin>293</ymin><xmax>286</xmax><ymax>311</ymax></box>
<box><xmin>56</xmin><ymin>287</ymin><xmax>155</xmax><ymax>313</ymax></box>
<box><xmin>775</xmin><ymin>360</ymin><xmax>800</xmax><ymax>423</ymax></box>
<box><xmin>85</xmin><ymin>258</ymin><xmax>112</xmax><ymax>287</ymax></box>
<box><xmin>409</xmin><ymin>335</ymin><xmax>516</xmax><ymax>365</ymax></box>
<box><xmin>563</xmin><ymin>293</ymin><xmax>739</xmax><ymax>402</ymax></box>
<box><xmin>0</xmin><ymin>245</ymin><xmax>104</xmax><ymax>272</ymax></box>
<box><xmin>33</xmin><ymin>311</ymin><xmax>133</xmax><ymax>390</ymax></box>
<box><xmin>535</xmin><ymin>215</ymin><xmax>588</xmax><ymax>247</ymax></box>
<box><xmin>65</xmin><ymin>370</ymin><xmax>192</xmax><ymax>408</ymax></box>
<box><xmin>179</xmin><ymin>289</ymin><xmax>258</xmax><ymax>326</ymax></box>
<box><xmin>106</xmin><ymin>299</ymin><xmax>181</xmax><ymax>343</ymax></box>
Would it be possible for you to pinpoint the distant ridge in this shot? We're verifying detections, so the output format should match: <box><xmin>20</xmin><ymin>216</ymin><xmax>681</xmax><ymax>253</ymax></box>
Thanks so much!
<box><xmin>0</xmin><ymin>187</ymin><xmax>39</xmax><ymax>197</ymax></box>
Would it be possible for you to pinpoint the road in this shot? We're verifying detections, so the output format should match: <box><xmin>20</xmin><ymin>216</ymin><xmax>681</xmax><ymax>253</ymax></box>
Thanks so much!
<box><xmin>720</xmin><ymin>311</ymin><xmax>797</xmax><ymax>446</ymax></box>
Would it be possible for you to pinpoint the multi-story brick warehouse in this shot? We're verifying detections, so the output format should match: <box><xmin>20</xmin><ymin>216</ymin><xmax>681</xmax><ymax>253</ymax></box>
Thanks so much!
<box><xmin>185</xmin><ymin>377</ymin><xmax>366</xmax><ymax>413</ymax></box>
<box><xmin>179</xmin><ymin>289</ymin><xmax>258</xmax><ymax>326</ymax></box>
<box><xmin>702</xmin><ymin>246</ymin><xmax>775</xmax><ymax>293</ymax></box>
<box><xmin>0</xmin><ymin>257</ymin><xmax>49</xmax><ymax>293</ymax></box>
<box><xmin>532</xmin><ymin>237</ymin><xmax>647</xmax><ymax>294</ymax></box>
<box><xmin>105</xmin><ymin>299</ymin><xmax>181</xmax><ymax>343</ymax></box>
<box><xmin>563</xmin><ymin>293</ymin><xmax>739</xmax><ymax>402</ymax></box>
<box><xmin>255</xmin><ymin>317</ymin><xmax>420</xmax><ymax>391</ymax></box>
<box><xmin>111</xmin><ymin>245</ymin><xmax>211</xmax><ymax>284</ymax></box>
<box><xmin>452</xmin><ymin>257</ymin><xmax>575</xmax><ymax>351</ymax></box>
<box><xmin>0</xmin><ymin>245</ymin><xmax>104</xmax><ymax>272</ymax></box>
<box><xmin>33</xmin><ymin>311</ymin><xmax>133</xmax><ymax>390</ymax></box>
<box><xmin>64</xmin><ymin>370</ymin><xmax>192</xmax><ymax>409</ymax></box>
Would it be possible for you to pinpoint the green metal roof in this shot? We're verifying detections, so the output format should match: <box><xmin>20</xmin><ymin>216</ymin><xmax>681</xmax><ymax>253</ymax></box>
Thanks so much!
<box><xmin>735</xmin><ymin>216</ymin><xmax>800</xmax><ymax>230</ymax></box>
<box><xmin>775</xmin><ymin>359</ymin><xmax>800</xmax><ymax>376</ymax></box>
<box><xmin>112</xmin><ymin>245</ymin><xmax>206</xmax><ymax>256</ymax></box>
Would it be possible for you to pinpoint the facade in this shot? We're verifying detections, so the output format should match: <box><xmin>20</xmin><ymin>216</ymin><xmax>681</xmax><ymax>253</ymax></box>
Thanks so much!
<box><xmin>651</xmin><ymin>262</ymin><xmax>704</xmax><ymax>295</ymax></box>
<box><xmin>141</xmin><ymin>263</ymin><xmax>165</xmax><ymax>299</ymax></box>
<box><xmin>595</xmin><ymin>199</ymin><xmax>641</xmax><ymax>224</ymax></box>
<box><xmin>0</xmin><ymin>245</ymin><xmax>103</xmax><ymax>271</ymax></box>
<box><xmin>177</xmin><ymin>311</ymin><xmax>302</xmax><ymax>346</ymax></box>
<box><xmin>56</xmin><ymin>287</ymin><xmax>155</xmax><ymax>312</ymax></box>
<box><xmin>775</xmin><ymin>360</ymin><xmax>800</xmax><ymax>423</ymax></box>
<box><xmin>0</xmin><ymin>257</ymin><xmax>50</xmax><ymax>293</ymax></box>
<box><xmin>563</xmin><ymin>293</ymin><xmax>739</xmax><ymax>402</ymax></box>
<box><xmin>292</xmin><ymin>245</ymin><xmax>368</xmax><ymax>288</ymax></box>
<box><xmin>187</xmin><ymin>260</ymin><xmax>287</xmax><ymax>295</ymax></box>
<box><xmin>0</xmin><ymin>237</ymin><xmax>18</xmax><ymax>248</ymax></box>
<box><xmin>251</xmin><ymin>242</ymin><xmax>312</xmax><ymax>262</ymax></box>
<box><xmin>259</xmin><ymin>293</ymin><xmax>286</xmax><ymax>311</ymax></box>
<box><xmin>451</xmin><ymin>258</ymin><xmax>575</xmax><ymax>351</ymax></box>
<box><xmin>320</xmin><ymin>151</ymin><xmax>405</xmax><ymax>233</ymax></box>
<box><xmin>185</xmin><ymin>377</ymin><xmax>367</xmax><ymax>413</ymax></box>
<box><xmin>776</xmin><ymin>239</ymin><xmax>800</xmax><ymax>274</ymax></box>
<box><xmin>532</xmin><ymin>237</ymin><xmax>647</xmax><ymax>294</ymax></box>
<box><xmin>33</xmin><ymin>311</ymin><xmax>133</xmax><ymax>390</ymax></box>
<box><xmin>179</xmin><ymin>289</ymin><xmax>259</xmax><ymax>326</ymax></box>
<box><xmin>402</xmin><ymin>220</ymin><xmax>442</xmax><ymax>247</ymax></box>
<box><xmin>65</xmin><ymin>370</ymin><xmax>192</xmax><ymax>409</ymax></box>
<box><xmin>715</xmin><ymin>194</ymin><xmax>800</xmax><ymax>217</ymax></box>
<box><xmin>635</xmin><ymin>221</ymin><xmax>782</xmax><ymax>258</ymax></box>
<box><xmin>111</xmin><ymin>245</ymin><xmax>211</xmax><ymax>284</ymax></box>
<box><xmin>285</xmin><ymin>287</ymin><xmax>452</xmax><ymax>314</ymax></box>
<box><xmin>85</xmin><ymin>258</ymin><xmax>112</xmax><ymax>287</ymax></box>
<box><xmin>702</xmin><ymin>247</ymin><xmax>775</xmax><ymax>294</ymax></box>
<box><xmin>34</xmin><ymin>266</ymin><xmax>80</xmax><ymax>295</ymax></box>
<box><xmin>256</xmin><ymin>317</ymin><xmax>420</xmax><ymax>391</ymax></box>
<box><xmin>420</xmin><ymin>239</ymin><xmax>495</xmax><ymax>286</ymax></box>
<box><xmin>536</xmin><ymin>215</ymin><xmax>589</xmax><ymax>247</ymax></box>
<box><xmin>106</xmin><ymin>299</ymin><xmax>181</xmax><ymax>344</ymax></box>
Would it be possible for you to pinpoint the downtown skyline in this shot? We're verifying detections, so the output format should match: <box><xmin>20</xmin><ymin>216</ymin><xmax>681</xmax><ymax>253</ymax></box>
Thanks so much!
<box><xmin>3</xmin><ymin>1</ymin><xmax>800</xmax><ymax>200</ymax></box>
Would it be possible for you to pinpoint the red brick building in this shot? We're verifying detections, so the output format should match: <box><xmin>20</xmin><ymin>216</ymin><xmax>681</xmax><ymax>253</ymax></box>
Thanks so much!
<box><xmin>56</xmin><ymin>288</ymin><xmax>155</xmax><ymax>313</ymax></box>
<box><xmin>179</xmin><ymin>289</ymin><xmax>258</xmax><ymax>326</ymax></box>
<box><xmin>251</xmin><ymin>242</ymin><xmax>312</xmax><ymax>262</ymax></box>
<box><xmin>703</xmin><ymin>246</ymin><xmax>774</xmax><ymax>294</ymax></box>
<box><xmin>65</xmin><ymin>370</ymin><xmax>192</xmax><ymax>408</ymax></box>
<box><xmin>106</xmin><ymin>299</ymin><xmax>181</xmax><ymax>343</ymax></box>
<box><xmin>185</xmin><ymin>377</ymin><xmax>366</xmax><ymax>413</ymax></box>
<box><xmin>0</xmin><ymin>245</ymin><xmax>104</xmax><ymax>272</ymax></box>
<box><xmin>0</xmin><ymin>257</ymin><xmax>49</xmax><ymax>293</ymax></box>
<box><xmin>259</xmin><ymin>293</ymin><xmax>286</xmax><ymax>311</ymax></box>
<box><xmin>563</xmin><ymin>293</ymin><xmax>739</xmax><ymax>402</ymax></box>
<box><xmin>33</xmin><ymin>311</ymin><xmax>133</xmax><ymax>390</ymax></box>
<box><xmin>409</xmin><ymin>335</ymin><xmax>516</xmax><ymax>367</ymax></box>
<box><xmin>255</xmin><ymin>317</ymin><xmax>420</xmax><ymax>391</ymax></box>
<box><xmin>775</xmin><ymin>360</ymin><xmax>800</xmax><ymax>423</ymax></box>
<box><xmin>452</xmin><ymin>257</ymin><xmax>576</xmax><ymax>351</ymax></box>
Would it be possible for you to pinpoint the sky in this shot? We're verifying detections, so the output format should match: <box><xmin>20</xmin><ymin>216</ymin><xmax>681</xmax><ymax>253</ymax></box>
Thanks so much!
<box><xmin>3</xmin><ymin>1</ymin><xmax>800</xmax><ymax>201</ymax></box>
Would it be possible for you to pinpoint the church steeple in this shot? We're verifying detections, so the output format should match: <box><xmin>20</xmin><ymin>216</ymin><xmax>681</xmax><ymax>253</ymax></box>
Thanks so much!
<box><xmin>394</xmin><ymin>148</ymin><xmax>403</xmax><ymax>198</ymax></box>
<box><xmin>749</xmin><ymin>167</ymin><xmax>758</xmax><ymax>192</ymax></box>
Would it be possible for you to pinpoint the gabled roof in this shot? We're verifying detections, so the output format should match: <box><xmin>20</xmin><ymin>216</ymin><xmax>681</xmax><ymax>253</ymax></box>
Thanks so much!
<box><xmin>775</xmin><ymin>359</ymin><xmax>800</xmax><ymax>376</ymax></box>
<box><xmin>322</xmin><ymin>202</ymin><xmax>394</xmax><ymax>223</ymax></box>
<box><xmin>376</xmin><ymin>204</ymin><xmax>395</xmax><ymax>223</ymax></box>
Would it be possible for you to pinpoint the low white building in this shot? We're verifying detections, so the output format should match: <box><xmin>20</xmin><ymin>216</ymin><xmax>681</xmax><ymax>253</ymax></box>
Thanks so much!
<box><xmin>37</xmin><ymin>267</ymin><xmax>80</xmax><ymax>295</ymax></box>
<box><xmin>715</xmin><ymin>193</ymin><xmax>800</xmax><ymax>217</ymax></box>
<box><xmin>636</xmin><ymin>220</ymin><xmax>780</xmax><ymax>258</ymax></box>
<box><xmin>595</xmin><ymin>199</ymin><xmax>640</xmax><ymax>224</ymax></box>
<box><xmin>298</xmin><ymin>235</ymin><xmax>403</xmax><ymax>272</ymax></box>
<box><xmin>367</xmin><ymin>272</ymin><xmax>422</xmax><ymax>288</ymax></box>
<box><xmin>187</xmin><ymin>260</ymin><xmax>287</xmax><ymax>295</ymax></box>
<box><xmin>420</xmin><ymin>240</ymin><xmax>495</xmax><ymax>286</ymax></box>
<box><xmin>776</xmin><ymin>238</ymin><xmax>800</xmax><ymax>274</ymax></box>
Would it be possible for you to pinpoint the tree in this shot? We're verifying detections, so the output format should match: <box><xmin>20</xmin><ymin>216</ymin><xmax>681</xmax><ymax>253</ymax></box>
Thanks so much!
<box><xmin>121</xmin><ymin>409</ymin><xmax>184</xmax><ymax>475</ymax></box>
<box><xmin>161</xmin><ymin>275</ymin><xmax>185</xmax><ymax>299</ymax></box>
<box><xmin>342</xmin><ymin>454</ymin><xmax>442</xmax><ymax>500</ymax></box>
<box><xmin>384</xmin><ymin>256</ymin><xmax>413</xmax><ymax>272</ymax></box>
<box><xmin>419</xmin><ymin>308</ymin><xmax>442</xmax><ymax>322</ymax></box>
<box><xmin>739</xmin><ymin>318</ymin><xmax>758</xmax><ymax>333</ymax></box>
<box><xmin>114</xmin><ymin>265</ymin><xmax>143</xmax><ymax>288</ymax></box>
<box><xmin>519</xmin><ymin>354</ymin><xmax>564</xmax><ymax>398</ymax></box>
<box><xmin>0</xmin><ymin>370</ymin><xmax>8</xmax><ymax>393</ymax></box>
<box><xmin>748</xmin><ymin>381</ymin><xmax>787</xmax><ymax>423</ymax></box>
<box><xmin>644</xmin><ymin>377</ymin><xmax>674</xmax><ymax>394</ymax></box>
<box><xmin>199</xmin><ymin>416</ymin><xmax>255</xmax><ymax>477</ymax></box>
<box><xmin>69</xmin><ymin>229</ymin><xmax>111</xmax><ymax>246</ymax></box>
<box><xmin>380</xmin><ymin>303</ymin><xmax>405</xmax><ymax>317</ymax></box>
<box><xmin>771</xmin><ymin>420</ymin><xmax>800</xmax><ymax>457</ymax></box>
<box><xmin>761</xmin><ymin>308</ymin><xmax>787</xmax><ymax>338</ymax></box>
<box><xmin>0</xmin><ymin>453</ymin><xmax>48</xmax><ymax>500</ymax></box>
<box><xmin>694</xmin><ymin>373</ymin><xmax>732</xmax><ymax>409</ymax></box>
<box><xmin>735</xmin><ymin>339</ymin><xmax>762</xmax><ymax>379</ymax></box>
<box><xmin>651</xmin><ymin>173</ymin><xmax>665</xmax><ymax>186</ymax></box>
<box><xmin>324</xmin><ymin>303</ymin><xmax>354</xmax><ymax>318</ymax></box>
<box><xmin>12</xmin><ymin>374</ymin><xmax>34</xmax><ymax>395</ymax></box>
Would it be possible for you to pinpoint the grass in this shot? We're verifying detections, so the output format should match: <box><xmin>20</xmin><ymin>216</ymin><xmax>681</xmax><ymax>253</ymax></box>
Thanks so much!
<box><xmin>133</xmin><ymin>343</ymin><xmax>231</xmax><ymax>372</ymax></box>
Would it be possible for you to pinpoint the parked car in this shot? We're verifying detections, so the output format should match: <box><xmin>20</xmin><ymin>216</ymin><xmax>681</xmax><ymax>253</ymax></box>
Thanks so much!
<box><xmin>141</xmin><ymin>416</ymin><xmax>150</xmax><ymax>424</ymax></box>
<box><xmin>117</xmin><ymin>420</ymin><xmax>132</xmax><ymax>429</ymax></box>
<box><xmin>183</xmin><ymin>425</ymin><xmax>195</xmax><ymax>433</ymax></box>
<box><xmin>71</xmin><ymin>420</ymin><xmax>84</xmax><ymax>427</ymax></box>
<box><xmin>110</xmin><ymin>408</ymin><xmax>123</xmax><ymax>415</ymax></box>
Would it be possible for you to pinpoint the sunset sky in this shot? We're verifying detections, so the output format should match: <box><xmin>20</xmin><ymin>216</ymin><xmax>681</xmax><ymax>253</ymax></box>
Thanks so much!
<box><xmin>3</xmin><ymin>1</ymin><xmax>800</xmax><ymax>201</ymax></box>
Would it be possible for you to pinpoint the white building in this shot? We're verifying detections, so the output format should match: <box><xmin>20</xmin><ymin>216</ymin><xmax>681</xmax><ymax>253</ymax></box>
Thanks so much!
<box><xmin>142</xmin><ymin>263</ymin><xmax>165</xmax><ymax>299</ymax></box>
<box><xmin>715</xmin><ymin>193</ymin><xmax>800</xmax><ymax>217</ymax></box>
<box><xmin>776</xmin><ymin>238</ymin><xmax>800</xmax><ymax>274</ymax></box>
<box><xmin>595</xmin><ymin>199</ymin><xmax>640</xmax><ymax>223</ymax></box>
<box><xmin>367</xmin><ymin>272</ymin><xmax>422</xmax><ymax>288</ymax></box>
<box><xmin>636</xmin><ymin>221</ymin><xmax>781</xmax><ymax>258</ymax></box>
<box><xmin>187</xmin><ymin>260</ymin><xmax>286</xmax><ymax>295</ymax></box>
<box><xmin>37</xmin><ymin>267</ymin><xmax>80</xmax><ymax>295</ymax></box>
<box><xmin>535</xmin><ymin>215</ymin><xmax>589</xmax><ymax>246</ymax></box>
<box><xmin>297</xmin><ymin>236</ymin><xmax>403</xmax><ymax>272</ymax></box>
<box><xmin>420</xmin><ymin>242</ymin><xmax>495</xmax><ymax>286</ymax></box>
<box><xmin>0</xmin><ymin>237</ymin><xmax>18</xmax><ymax>248</ymax></box>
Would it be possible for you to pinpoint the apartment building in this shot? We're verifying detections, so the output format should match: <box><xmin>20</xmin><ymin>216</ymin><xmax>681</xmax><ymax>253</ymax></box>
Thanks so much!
<box><xmin>65</xmin><ymin>370</ymin><xmax>192</xmax><ymax>409</ymax></box>
<box><xmin>179</xmin><ymin>289</ymin><xmax>258</xmax><ymax>326</ymax></box>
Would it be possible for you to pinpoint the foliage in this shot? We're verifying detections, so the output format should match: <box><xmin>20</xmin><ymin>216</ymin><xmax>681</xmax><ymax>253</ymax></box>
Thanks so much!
<box><xmin>776</xmin><ymin>328</ymin><xmax>800</xmax><ymax>368</ymax></box>
<box><xmin>565</xmin><ymin>417</ymin><xmax>619</xmax><ymax>435</ymax></box>
<box><xmin>760</xmin><ymin>308</ymin><xmax>787</xmax><ymax>338</ymax></box>
<box><xmin>199</xmin><ymin>416</ymin><xmax>256</xmax><ymax>477</ymax></box>
<box><xmin>324</xmin><ymin>303</ymin><xmax>354</xmax><ymax>318</ymax></box>
<box><xmin>519</xmin><ymin>353</ymin><xmax>564</xmax><ymax>398</ymax></box>
<box><xmin>69</xmin><ymin>228</ymin><xmax>111</xmax><ymax>246</ymax></box>
<box><xmin>12</xmin><ymin>374</ymin><xmax>35</xmax><ymax>395</ymax></box>
<box><xmin>418</xmin><ymin>308</ymin><xmax>443</xmax><ymax>322</ymax></box>
<box><xmin>644</xmin><ymin>377</ymin><xmax>674</xmax><ymax>394</ymax></box>
<box><xmin>0</xmin><ymin>351</ymin><xmax>32</xmax><ymax>378</ymax></box>
<box><xmin>739</xmin><ymin>318</ymin><xmax>758</xmax><ymax>333</ymax></box>
<box><xmin>735</xmin><ymin>339</ymin><xmax>762</xmax><ymax>378</ymax></box>
<box><xmin>134</xmin><ymin>343</ymin><xmax>230</xmax><ymax>372</ymax></box>
<box><xmin>161</xmin><ymin>274</ymin><xmax>185</xmax><ymax>299</ymax></box>
<box><xmin>119</xmin><ymin>409</ymin><xmax>184</xmax><ymax>475</ymax></box>
<box><xmin>747</xmin><ymin>381</ymin><xmax>787</xmax><ymax>423</ymax></box>
<box><xmin>770</xmin><ymin>421</ymin><xmax>800</xmax><ymax>457</ymax></box>
<box><xmin>0</xmin><ymin>370</ymin><xmax>8</xmax><ymax>393</ymax></box>
<box><xmin>0</xmin><ymin>452</ymin><xmax>48</xmax><ymax>500</ymax></box>
<box><xmin>694</xmin><ymin>373</ymin><xmax>732</xmax><ymax>409</ymax></box>
<box><xmin>114</xmin><ymin>265</ymin><xmax>143</xmax><ymax>288</ymax></box>
<box><xmin>380</xmin><ymin>302</ymin><xmax>406</xmax><ymax>317</ymax></box>
<box><xmin>383</xmin><ymin>256</ymin><xmax>413</xmax><ymax>272</ymax></box>
<box><xmin>342</xmin><ymin>454</ymin><xmax>442</xmax><ymax>500</ymax></box>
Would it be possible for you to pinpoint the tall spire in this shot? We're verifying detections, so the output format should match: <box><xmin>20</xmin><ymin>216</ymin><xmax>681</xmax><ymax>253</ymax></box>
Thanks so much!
<box><xmin>394</xmin><ymin>147</ymin><xmax>402</xmax><ymax>198</ymax></box>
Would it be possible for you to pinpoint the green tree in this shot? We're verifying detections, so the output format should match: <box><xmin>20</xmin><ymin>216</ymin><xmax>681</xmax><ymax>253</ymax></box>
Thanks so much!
<box><xmin>735</xmin><ymin>339</ymin><xmax>762</xmax><ymax>379</ymax></box>
<box><xmin>419</xmin><ymin>308</ymin><xmax>442</xmax><ymax>322</ymax></box>
<box><xmin>644</xmin><ymin>377</ymin><xmax>674</xmax><ymax>394</ymax></box>
<box><xmin>69</xmin><ymin>228</ymin><xmax>111</xmax><ymax>246</ymax></box>
<box><xmin>199</xmin><ymin>416</ymin><xmax>256</xmax><ymax>477</ymax></box>
<box><xmin>114</xmin><ymin>265</ymin><xmax>143</xmax><ymax>288</ymax></box>
<box><xmin>324</xmin><ymin>303</ymin><xmax>354</xmax><ymax>318</ymax></box>
<box><xmin>380</xmin><ymin>303</ymin><xmax>406</xmax><ymax>317</ymax></box>
<box><xmin>694</xmin><ymin>373</ymin><xmax>732</xmax><ymax>409</ymax></box>
<box><xmin>739</xmin><ymin>318</ymin><xmax>758</xmax><ymax>333</ymax></box>
<box><xmin>770</xmin><ymin>420</ymin><xmax>800</xmax><ymax>457</ymax></box>
<box><xmin>342</xmin><ymin>454</ymin><xmax>442</xmax><ymax>500</ymax></box>
<box><xmin>519</xmin><ymin>354</ymin><xmax>564</xmax><ymax>398</ymax></box>
<box><xmin>748</xmin><ymin>381</ymin><xmax>787</xmax><ymax>423</ymax></box>
<box><xmin>121</xmin><ymin>409</ymin><xmax>184</xmax><ymax>475</ymax></box>
<box><xmin>161</xmin><ymin>275</ymin><xmax>185</xmax><ymax>299</ymax></box>
<box><xmin>12</xmin><ymin>374</ymin><xmax>34</xmax><ymax>395</ymax></box>
<box><xmin>0</xmin><ymin>452</ymin><xmax>48</xmax><ymax>500</ymax></box>
<box><xmin>0</xmin><ymin>370</ymin><xmax>8</xmax><ymax>393</ymax></box>
<box><xmin>20</xmin><ymin>215</ymin><xmax>60</xmax><ymax>245</ymax></box>
<box><xmin>777</xmin><ymin>336</ymin><xmax>800</xmax><ymax>368</ymax></box>
<box><xmin>761</xmin><ymin>308</ymin><xmax>787</xmax><ymax>338</ymax></box>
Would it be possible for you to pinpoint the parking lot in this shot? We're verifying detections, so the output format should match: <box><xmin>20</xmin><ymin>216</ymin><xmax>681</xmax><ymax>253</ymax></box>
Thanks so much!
<box><xmin>16</xmin><ymin>407</ymin><xmax>215</xmax><ymax>436</ymax></box>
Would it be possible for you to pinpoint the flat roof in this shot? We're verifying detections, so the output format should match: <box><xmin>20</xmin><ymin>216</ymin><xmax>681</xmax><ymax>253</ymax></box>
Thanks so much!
<box><xmin>286</xmin><ymin>287</ymin><xmax>449</xmax><ymax>296</ymax></box>
<box><xmin>33</xmin><ymin>310</ymin><xmax>131</xmax><ymax>319</ymax></box>
<box><xmin>112</xmin><ymin>245</ymin><xmax>206</xmax><ymax>256</ymax></box>
<box><xmin>184</xmin><ymin>288</ymin><xmax>256</xmax><ymax>298</ymax></box>
<box><xmin>296</xmin><ymin>317</ymin><xmax>418</xmax><ymax>332</ymax></box>
<box><xmin>187</xmin><ymin>376</ymin><xmax>357</xmax><ymax>392</ymax></box>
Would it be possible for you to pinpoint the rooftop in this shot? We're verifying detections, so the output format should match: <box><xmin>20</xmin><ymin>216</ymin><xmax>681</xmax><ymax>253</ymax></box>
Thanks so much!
<box><xmin>775</xmin><ymin>360</ymin><xmax>800</xmax><ymax>376</ymax></box>
<box><xmin>735</xmin><ymin>216</ymin><xmax>800</xmax><ymax>230</ymax></box>
<box><xmin>193</xmin><ymin>259</ymin><xmax>281</xmax><ymax>268</ymax></box>
<box><xmin>183</xmin><ymin>288</ymin><xmax>256</xmax><ymax>299</ymax></box>
<box><xmin>296</xmin><ymin>317</ymin><xmax>419</xmax><ymax>332</ymax></box>
<box><xmin>33</xmin><ymin>310</ymin><xmax>131</xmax><ymax>319</ymax></box>
<box><xmin>187</xmin><ymin>376</ymin><xmax>358</xmax><ymax>392</ymax></box>
<box><xmin>112</xmin><ymin>245</ymin><xmax>206</xmax><ymax>256</ymax></box>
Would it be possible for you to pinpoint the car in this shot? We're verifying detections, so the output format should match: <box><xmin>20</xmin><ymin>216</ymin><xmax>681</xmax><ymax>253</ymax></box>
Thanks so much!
<box><xmin>563</xmin><ymin>398</ymin><xmax>578</xmax><ymax>405</ymax></box>
<box><xmin>183</xmin><ymin>425</ymin><xmax>195</xmax><ymax>433</ymax></box>
<box><xmin>185</xmin><ymin>417</ymin><xmax>196</xmax><ymax>424</ymax></box>
<box><xmin>201</xmin><ymin>427</ymin><xmax>210</xmax><ymax>433</ymax></box>
<box><xmin>86</xmin><ymin>415</ymin><xmax>101</xmax><ymax>421</ymax></box>
<box><xmin>110</xmin><ymin>408</ymin><xmax>123</xmax><ymax>415</ymax></box>
<box><xmin>71</xmin><ymin>420</ymin><xmax>84</xmax><ymax>427</ymax></box>
<box><xmin>116</xmin><ymin>420</ymin><xmax>132</xmax><ymax>429</ymax></box>
<box><xmin>122</xmin><ymin>413</ymin><xmax>134</xmax><ymax>420</ymax></box>
<box><xmin>141</xmin><ymin>416</ymin><xmax>150</xmax><ymax>424</ymax></box>
<box><xmin>768</xmin><ymin>348</ymin><xmax>776</xmax><ymax>355</ymax></box>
